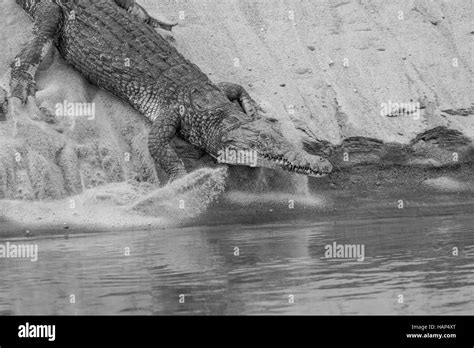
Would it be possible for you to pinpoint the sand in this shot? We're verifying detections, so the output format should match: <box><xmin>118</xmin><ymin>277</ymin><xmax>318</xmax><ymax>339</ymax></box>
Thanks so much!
<box><xmin>0</xmin><ymin>0</ymin><xmax>472</xmax><ymax>235</ymax></box>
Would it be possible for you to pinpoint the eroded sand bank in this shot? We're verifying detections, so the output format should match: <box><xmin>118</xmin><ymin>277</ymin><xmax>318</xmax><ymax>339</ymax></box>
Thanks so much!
<box><xmin>0</xmin><ymin>0</ymin><xmax>472</xmax><ymax>235</ymax></box>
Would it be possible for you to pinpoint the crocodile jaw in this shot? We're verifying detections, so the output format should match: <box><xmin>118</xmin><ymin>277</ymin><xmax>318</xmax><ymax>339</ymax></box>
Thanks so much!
<box><xmin>256</xmin><ymin>150</ymin><xmax>332</xmax><ymax>178</ymax></box>
<box><xmin>211</xmin><ymin>142</ymin><xmax>333</xmax><ymax>178</ymax></box>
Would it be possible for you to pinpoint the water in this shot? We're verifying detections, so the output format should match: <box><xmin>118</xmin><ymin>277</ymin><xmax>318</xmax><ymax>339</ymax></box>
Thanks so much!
<box><xmin>0</xmin><ymin>212</ymin><xmax>473</xmax><ymax>315</ymax></box>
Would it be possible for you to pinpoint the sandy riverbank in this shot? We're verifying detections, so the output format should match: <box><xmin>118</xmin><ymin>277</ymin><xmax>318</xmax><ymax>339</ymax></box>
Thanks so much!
<box><xmin>0</xmin><ymin>0</ymin><xmax>472</xmax><ymax>236</ymax></box>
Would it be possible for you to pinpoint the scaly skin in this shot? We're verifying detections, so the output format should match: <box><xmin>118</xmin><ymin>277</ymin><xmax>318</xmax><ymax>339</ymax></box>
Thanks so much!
<box><xmin>11</xmin><ymin>0</ymin><xmax>333</xmax><ymax>182</ymax></box>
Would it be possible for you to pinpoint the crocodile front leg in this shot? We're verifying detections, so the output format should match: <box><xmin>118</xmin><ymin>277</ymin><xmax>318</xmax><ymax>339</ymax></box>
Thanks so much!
<box><xmin>114</xmin><ymin>0</ymin><xmax>178</xmax><ymax>31</ymax></box>
<box><xmin>217</xmin><ymin>82</ymin><xmax>260</xmax><ymax>118</ymax></box>
<box><xmin>148</xmin><ymin>110</ymin><xmax>187</xmax><ymax>182</ymax></box>
<box><xmin>10</xmin><ymin>1</ymin><xmax>62</xmax><ymax>104</ymax></box>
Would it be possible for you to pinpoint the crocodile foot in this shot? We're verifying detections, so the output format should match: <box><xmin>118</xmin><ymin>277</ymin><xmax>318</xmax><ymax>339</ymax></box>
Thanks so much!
<box><xmin>168</xmin><ymin>167</ymin><xmax>188</xmax><ymax>183</ymax></box>
<box><xmin>10</xmin><ymin>71</ymin><xmax>37</xmax><ymax>105</ymax></box>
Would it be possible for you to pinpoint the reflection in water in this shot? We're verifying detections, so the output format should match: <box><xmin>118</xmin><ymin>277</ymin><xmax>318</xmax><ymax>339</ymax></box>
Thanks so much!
<box><xmin>0</xmin><ymin>213</ymin><xmax>473</xmax><ymax>315</ymax></box>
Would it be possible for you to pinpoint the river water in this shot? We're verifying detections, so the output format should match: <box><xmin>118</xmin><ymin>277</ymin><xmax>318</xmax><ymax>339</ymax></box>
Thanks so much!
<box><xmin>0</xmin><ymin>208</ymin><xmax>473</xmax><ymax>315</ymax></box>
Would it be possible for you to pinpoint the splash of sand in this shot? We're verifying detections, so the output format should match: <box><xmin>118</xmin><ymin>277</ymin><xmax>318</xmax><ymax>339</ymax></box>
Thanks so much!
<box><xmin>0</xmin><ymin>167</ymin><xmax>228</xmax><ymax>233</ymax></box>
<box><xmin>227</xmin><ymin>166</ymin><xmax>324</xmax><ymax>207</ymax></box>
<box><xmin>130</xmin><ymin>167</ymin><xmax>228</xmax><ymax>219</ymax></box>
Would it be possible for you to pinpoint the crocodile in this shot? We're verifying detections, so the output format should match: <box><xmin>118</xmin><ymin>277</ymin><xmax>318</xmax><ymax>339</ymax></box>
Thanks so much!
<box><xmin>10</xmin><ymin>0</ymin><xmax>333</xmax><ymax>182</ymax></box>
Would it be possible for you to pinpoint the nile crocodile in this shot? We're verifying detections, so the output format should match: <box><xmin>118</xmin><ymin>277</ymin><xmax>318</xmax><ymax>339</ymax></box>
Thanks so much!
<box><xmin>10</xmin><ymin>0</ymin><xmax>333</xmax><ymax>182</ymax></box>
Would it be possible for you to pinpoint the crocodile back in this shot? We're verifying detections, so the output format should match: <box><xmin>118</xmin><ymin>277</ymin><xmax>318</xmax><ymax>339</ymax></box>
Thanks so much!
<box><xmin>55</xmin><ymin>0</ymin><xmax>209</xmax><ymax>112</ymax></box>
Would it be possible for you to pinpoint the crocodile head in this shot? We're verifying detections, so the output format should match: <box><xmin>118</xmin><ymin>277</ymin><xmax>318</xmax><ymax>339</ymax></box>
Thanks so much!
<box><xmin>214</xmin><ymin>114</ymin><xmax>333</xmax><ymax>178</ymax></box>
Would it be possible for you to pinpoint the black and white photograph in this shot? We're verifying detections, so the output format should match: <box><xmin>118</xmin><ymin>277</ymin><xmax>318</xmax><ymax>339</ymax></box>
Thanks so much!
<box><xmin>0</xmin><ymin>0</ymin><xmax>473</xmax><ymax>344</ymax></box>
